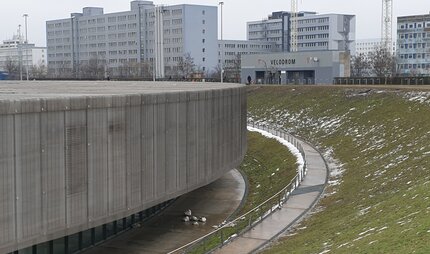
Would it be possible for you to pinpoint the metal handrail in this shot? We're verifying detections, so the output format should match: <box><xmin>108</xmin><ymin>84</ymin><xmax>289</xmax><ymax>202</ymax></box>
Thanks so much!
<box><xmin>168</xmin><ymin>121</ymin><xmax>307</xmax><ymax>254</ymax></box>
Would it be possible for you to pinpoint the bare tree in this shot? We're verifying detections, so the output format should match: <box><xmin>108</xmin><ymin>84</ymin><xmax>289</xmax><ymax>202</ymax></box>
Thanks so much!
<box><xmin>224</xmin><ymin>54</ymin><xmax>242</xmax><ymax>83</ymax></box>
<box><xmin>350</xmin><ymin>53</ymin><xmax>371</xmax><ymax>77</ymax></box>
<box><xmin>30</xmin><ymin>63</ymin><xmax>47</xmax><ymax>80</ymax></box>
<box><xmin>368</xmin><ymin>46</ymin><xmax>397</xmax><ymax>77</ymax></box>
<box><xmin>177</xmin><ymin>53</ymin><xmax>195</xmax><ymax>79</ymax></box>
<box><xmin>48</xmin><ymin>61</ymin><xmax>74</xmax><ymax>79</ymax></box>
<box><xmin>80</xmin><ymin>57</ymin><xmax>106</xmax><ymax>79</ymax></box>
<box><xmin>3</xmin><ymin>58</ymin><xmax>19</xmax><ymax>80</ymax></box>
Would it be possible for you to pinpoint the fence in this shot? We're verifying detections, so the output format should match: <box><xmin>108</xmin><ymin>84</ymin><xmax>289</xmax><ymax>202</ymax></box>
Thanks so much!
<box><xmin>333</xmin><ymin>76</ymin><xmax>430</xmax><ymax>85</ymax></box>
<box><xmin>168</xmin><ymin>122</ymin><xmax>308</xmax><ymax>254</ymax></box>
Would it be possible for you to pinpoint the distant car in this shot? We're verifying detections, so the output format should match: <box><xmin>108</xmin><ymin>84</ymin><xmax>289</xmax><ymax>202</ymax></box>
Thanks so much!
<box><xmin>0</xmin><ymin>72</ymin><xmax>8</xmax><ymax>80</ymax></box>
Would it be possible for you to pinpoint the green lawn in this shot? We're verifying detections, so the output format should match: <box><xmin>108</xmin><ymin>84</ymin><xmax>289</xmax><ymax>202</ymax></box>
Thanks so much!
<box><xmin>247</xmin><ymin>86</ymin><xmax>430</xmax><ymax>254</ymax></box>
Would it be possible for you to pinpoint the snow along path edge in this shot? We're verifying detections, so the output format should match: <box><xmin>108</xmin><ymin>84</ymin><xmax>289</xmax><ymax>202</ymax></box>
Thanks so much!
<box><xmin>248</xmin><ymin>126</ymin><xmax>305</xmax><ymax>175</ymax></box>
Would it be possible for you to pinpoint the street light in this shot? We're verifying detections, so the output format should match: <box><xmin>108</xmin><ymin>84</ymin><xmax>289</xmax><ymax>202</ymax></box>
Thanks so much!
<box><xmin>18</xmin><ymin>24</ymin><xmax>23</xmax><ymax>81</ymax></box>
<box><xmin>219</xmin><ymin>2</ymin><xmax>224</xmax><ymax>84</ymax></box>
<box><xmin>258</xmin><ymin>59</ymin><xmax>268</xmax><ymax>84</ymax></box>
<box><xmin>23</xmin><ymin>14</ymin><xmax>29</xmax><ymax>81</ymax></box>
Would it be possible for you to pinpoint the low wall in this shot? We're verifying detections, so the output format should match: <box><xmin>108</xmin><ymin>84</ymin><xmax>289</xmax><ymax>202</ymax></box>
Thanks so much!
<box><xmin>0</xmin><ymin>81</ymin><xmax>247</xmax><ymax>253</ymax></box>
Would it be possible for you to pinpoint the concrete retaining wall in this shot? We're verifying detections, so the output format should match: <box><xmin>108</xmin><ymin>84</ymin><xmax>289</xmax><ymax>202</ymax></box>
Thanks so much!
<box><xmin>0</xmin><ymin>83</ymin><xmax>247</xmax><ymax>253</ymax></box>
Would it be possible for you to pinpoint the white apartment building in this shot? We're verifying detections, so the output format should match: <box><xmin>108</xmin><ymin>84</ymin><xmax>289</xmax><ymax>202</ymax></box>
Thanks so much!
<box><xmin>46</xmin><ymin>0</ymin><xmax>218</xmax><ymax>79</ymax></box>
<box><xmin>0</xmin><ymin>35</ymin><xmax>47</xmax><ymax>74</ymax></box>
<box><xmin>397</xmin><ymin>14</ymin><xmax>430</xmax><ymax>76</ymax></box>
<box><xmin>355</xmin><ymin>38</ymin><xmax>396</xmax><ymax>56</ymax></box>
<box><xmin>247</xmin><ymin>11</ymin><xmax>356</xmax><ymax>54</ymax></box>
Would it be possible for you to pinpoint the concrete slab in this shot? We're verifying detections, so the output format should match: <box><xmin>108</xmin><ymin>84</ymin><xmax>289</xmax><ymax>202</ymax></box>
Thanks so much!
<box><xmin>216</xmin><ymin>237</ymin><xmax>266</xmax><ymax>254</ymax></box>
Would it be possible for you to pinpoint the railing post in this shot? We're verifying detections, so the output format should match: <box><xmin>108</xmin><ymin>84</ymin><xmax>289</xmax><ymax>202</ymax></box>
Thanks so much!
<box><xmin>278</xmin><ymin>193</ymin><xmax>282</xmax><ymax>208</ymax></box>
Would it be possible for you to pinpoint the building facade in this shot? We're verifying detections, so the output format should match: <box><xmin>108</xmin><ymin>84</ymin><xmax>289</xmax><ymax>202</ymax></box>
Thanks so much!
<box><xmin>247</xmin><ymin>11</ymin><xmax>356</xmax><ymax>54</ymax></box>
<box><xmin>397</xmin><ymin>14</ymin><xmax>430</xmax><ymax>76</ymax></box>
<box><xmin>355</xmin><ymin>38</ymin><xmax>396</xmax><ymax>56</ymax></box>
<box><xmin>0</xmin><ymin>35</ymin><xmax>47</xmax><ymax>78</ymax></box>
<box><xmin>46</xmin><ymin>1</ymin><xmax>218</xmax><ymax>79</ymax></box>
<box><xmin>241</xmin><ymin>50</ymin><xmax>350</xmax><ymax>85</ymax></box>
<box><xmin>218</xmin><ymin>40</ymin><xmax>276</xmax><ymax>81</ymax></box>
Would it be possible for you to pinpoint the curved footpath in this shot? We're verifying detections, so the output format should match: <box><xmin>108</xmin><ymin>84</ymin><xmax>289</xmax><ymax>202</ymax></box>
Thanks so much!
<box><xmin>84</xmin><ymin>169</ymin><xmax>246</xmax><ymax>254</ymax></box>
<box><xmin>215</xmin><ymin>130</ymin><xmax>329</xmax><ymax>254</ymax></box>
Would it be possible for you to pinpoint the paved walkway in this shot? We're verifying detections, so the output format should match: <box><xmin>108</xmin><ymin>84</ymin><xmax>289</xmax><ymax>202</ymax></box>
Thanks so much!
<box><xmin>84</xmin><ymin>170</ymin><xmax>246</xmax><ymax>254</ymax></box>
<box><xmin>216</xmin><ymin>137</ymin><xmax>328</xmax><ymax>254</ymax></box>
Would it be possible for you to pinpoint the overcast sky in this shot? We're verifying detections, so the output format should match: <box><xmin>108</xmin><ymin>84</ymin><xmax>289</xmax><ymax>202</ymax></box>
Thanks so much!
<box><xmin>1</xmin><ymin>0</ymin><xmax>429</xmax><ymax>46</ymax></box>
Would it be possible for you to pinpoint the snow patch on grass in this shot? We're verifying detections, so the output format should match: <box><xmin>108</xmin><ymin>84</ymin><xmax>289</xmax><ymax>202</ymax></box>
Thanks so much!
<box><xmin>403</xmin><ymin>91</ymin><xmax>430</xmax><ymax>104</ymax></box>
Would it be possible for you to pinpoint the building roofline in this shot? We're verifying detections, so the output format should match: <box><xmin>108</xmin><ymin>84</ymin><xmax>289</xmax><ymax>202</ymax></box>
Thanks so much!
<box><xmin>398</xmin><ymin>14</ymin><xmax>430</xmax><ymax>20</ymax></box>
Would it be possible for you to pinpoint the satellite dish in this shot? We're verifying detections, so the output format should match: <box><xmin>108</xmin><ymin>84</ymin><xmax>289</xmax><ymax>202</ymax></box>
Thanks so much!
<box><xmin>313</xmin><ymin>57</ymin><xmax>319</xmax><ymax>62</ymax></box>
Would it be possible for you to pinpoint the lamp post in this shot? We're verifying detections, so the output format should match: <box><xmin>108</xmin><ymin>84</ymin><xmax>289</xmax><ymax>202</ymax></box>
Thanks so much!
<box><xmin>18</xmin><ymin>24</ymin><xmax>23</xmax><ymax>81</ymax></box>
<box><xmin>219</xmin><ymin>2</ymin><xmax>224</xmax><ymax>83</ymax></box>
<box><xmin>23</xmin><ymin>14</ymin><xmax>29</xmax><ymax>81</ymax></box>
<box><xmin>258</xmin><ymin>59</ymin><xmax>268</xmax><ymax>84</ymax></box>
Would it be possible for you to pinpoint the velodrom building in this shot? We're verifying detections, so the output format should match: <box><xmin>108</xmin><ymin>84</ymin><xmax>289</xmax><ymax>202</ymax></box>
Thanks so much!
<box><xmin>0</xmin><ymin>81</ymin><xmax>247</xmax><ymax>253</ymax></box>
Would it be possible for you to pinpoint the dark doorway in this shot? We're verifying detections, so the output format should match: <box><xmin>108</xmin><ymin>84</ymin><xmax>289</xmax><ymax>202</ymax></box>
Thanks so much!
<box><xmin>287</xmin><ymin>70</ymin><xmax>315</xmax><ymax>84</ymax></box>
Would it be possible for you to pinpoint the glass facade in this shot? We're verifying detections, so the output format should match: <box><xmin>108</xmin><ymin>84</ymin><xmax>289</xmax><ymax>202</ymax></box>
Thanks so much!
<box><xmin>10</xmin><ymin>200</ymin><xmax>173</xmax><ymax>254</ymax></box>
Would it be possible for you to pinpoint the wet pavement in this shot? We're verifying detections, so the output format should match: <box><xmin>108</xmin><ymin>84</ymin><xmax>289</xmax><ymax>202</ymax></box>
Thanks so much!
<box><xmin>215</xmin><ymin>136</ymin><xmax>328</xmax><ymax>254</ymax></box>
<box><xmin>84</xmin><ymin>169</ymin><xmax>245</xmax><ymax>254</ymax></box>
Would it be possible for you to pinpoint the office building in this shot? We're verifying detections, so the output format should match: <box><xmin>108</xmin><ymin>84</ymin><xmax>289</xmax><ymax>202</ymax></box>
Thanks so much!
<box><xmin>397</xmin><ymin>14</ymin><xmax>430</xmax><ymax>76</ymax></box>
<box><xmin>355</xmin><ymin>38</ymin><xmax>396</xmax><ymax>56</ymax></box>
<box><xmin>46</xmin><ymin>1</ymin><xmax>218</xmax><ymax>79</ymax></box>
<box><xmin>247</xmin><ymin>11</ymin><xmax>356</xmax><ymax>54</ymax></box>
<box><xmin>0</xmin><ymin>35</ymin><xmax>47</xmax><ymax>76</ymax></box>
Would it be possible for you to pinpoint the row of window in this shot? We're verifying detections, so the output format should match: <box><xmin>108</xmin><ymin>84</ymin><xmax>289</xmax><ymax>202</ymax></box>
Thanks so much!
<box><xmin>356</xmin><ymin>41</ymin><xmax>396</xmax><ymax>46</ymax></box>
<box><xmin>248</xmin><ymin>22</ymin><xmax>282</xmax><ymax>30</ymax></box>
<box><xmin>298</xmin><ymin>33</ymin><xmax>329</xmax><ymax>40</ymax></box>
<box><xmin>47</xmin><ymin>38</ymin><xmax>71</xmax><ymax>44</ymax></box>
<box><xmin>46</xmin><ymin>22</ymin><xmax>71</xmax><ymax>29</ymax></box>
<box><xmin>298</xmin><ymin>26</ymin><xmax>329</xmax><ymax>32</ymax></box>
<box><xmin>77</xmin><ymin>15</ymin><xmax>137</xmax><ymax>27</ymax></box>
<box><xmin>298</xmin><ymin>17</ymin><xmax>329</xmax><ymax>24</ymax></box>
<box><xmin>399</xmin><ymin>53</ymin><xmax>430</xmax><ymax>59</ymax></box>
<box><xmin>399</xmin><ymin>32</ymin><xmax>430</xmax><ymax>39</ymax></box>
<box><xmin>398</xmin><ymin>43</ymin><xmax>428</xmax><ymax>49</ymax></box>
<box><xmin>298</xmin><ymin>41</ymin><xmax>328</xmax><ymax>47</ymax></box>
<box><xmin>398</xmin><ymin>63</ymin><xmax>430</xmax><ymax>69</ymax></box>
<box><xmin>47</xmin><ymin>30</ymin><xmax>70</xmax><ymax>36</ymax></box>
<box><xmin>399</xmin><ymin>21</ymin><xmax>430</xmax><ymax>30</ymax></box>
<box><xmin>146</xmin><ymin>8</ymin><xmax>184</xmax><ymax>18</ymax></box>
<box><xmin>47</xmin><ymin>45</ymin><xmax>72</xmax><ymax>51</ymax></box>
<box><xmin>48</xmin><ymin>19</ymin><xmax>186</xmax><ymax>37</ymax></box>
<box><xmin>78</xmin><ymin>32</ymin><xmax>138</xmax><ymax>41</ymax></box>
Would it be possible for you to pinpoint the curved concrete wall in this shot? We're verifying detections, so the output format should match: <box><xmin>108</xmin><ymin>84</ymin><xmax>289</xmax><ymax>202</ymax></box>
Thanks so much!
<box><xmin>0</xmin><ymin>82</ymin><xmax>247</xmax><ymax>253</ymax></box>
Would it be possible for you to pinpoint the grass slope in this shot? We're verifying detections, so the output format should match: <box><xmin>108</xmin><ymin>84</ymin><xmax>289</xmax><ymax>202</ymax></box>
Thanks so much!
<box><xmin>240</xmin><ymin>131</ymin><xmax>298</xmax><ymax>212</ymax></box>
<box><xmin>190</xmin><ymin>131</ymin><xmax>298</xmax><ymax>253</ymax></box>
<box><xmin>247</xmin><ymin>86</ymin><xmax>430</xmax><ymax>254</ymax></box>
